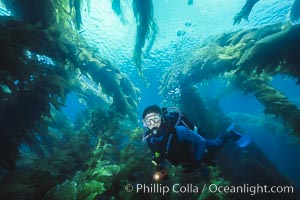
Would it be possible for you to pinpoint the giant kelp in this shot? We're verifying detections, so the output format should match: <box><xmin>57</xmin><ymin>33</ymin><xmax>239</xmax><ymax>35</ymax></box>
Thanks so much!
<box><xmin>0</xmin><ymin>70</ymin><xmax>69</xmax><ymax>169</ymax></box>
<box><xmin>237</xmin><ymin>24</ymin><xmax>300</xmax><ymax>79</ymax></box>
<box><xmin>0</xmin><ymin>98</ymin><xmax>139</xmax><ymax>200</ymax></box>
<box><xmin>0</xmin><ymin>128</ymin><xmax>93</xmax><ymax>200</ymax></box>
<box><xmin>236</xmin><ymin>74</ymin><xmax>300</xmax><ymax>136</ymax></box>
<box><xmin>233</xmin><ymin>0</ymin><xmax>259</xmax><ymax>25</ymax></box>
<box><xmin>132</xmin><ymin>0</ymin><xmax>157</xmax><ymax>77</ymax></box>
<box><xmin>71</xmin><ymin>0</ymin><xmax>82</xmax><ymax>30</ymax></box>
<box><xmin>233</xmin><ymin>0</ymin><xmax>259</xmax><ymax>24</ymax></box>
<box><xmin>0</xmin><ymin>17</ymin><xmax>70</xmax><ymax>63</ymax></box>
<box><xmin>0</xmin><ymin>16</ymin><xmax>72</xmax><ymax>169</ymax></box>
<box><xmin>161</xmin><ymin>22</ymin><xmax>300</xmax><ymax>137</ymax></box>
<box><xmin>0</xmin><ymin>47</ymin><xmax>69</xmax><ymax>169</ymax></box>
<box><xmin>43</xmin><ymin>106</ymin><xmax>153</xmax><ymax>200</ymax></box>
<box><xmin>1</xmin><ymin>1</ymin><xmax>142</xmax><ymax>200</ymax></box>
<box><xmin>179</xmin><ymin>84</ymin><xmax>223</xmax><ymax>135</ymax></box>
<box><xmin>0</xmin><ymin>0</ymin><xmax>140</xmax><ymax>171</ymax></box>
<box><xmin>79</xmin><ymin>59</ymin><xmax>140</xmax><ymax>119</ymax></box>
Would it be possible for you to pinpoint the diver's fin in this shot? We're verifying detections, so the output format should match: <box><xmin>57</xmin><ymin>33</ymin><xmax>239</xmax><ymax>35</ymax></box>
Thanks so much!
<box><xmin>227</xmin><ymin>123</ymin><xmax>251</xmax><ymax>148</ymax></box>
<box><xmin>236</xmin><ymin>135</ymin><xmax>252</xmax><ymax>148</ymax></box>
<box><xmin>227</xmin><ymin>123</ymin><xmax>243</xmax><ymax>141</ymax></box>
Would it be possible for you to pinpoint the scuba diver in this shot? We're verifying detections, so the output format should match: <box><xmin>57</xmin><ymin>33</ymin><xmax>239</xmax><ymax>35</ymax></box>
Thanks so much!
<box><xmin>142</xmin><ymin>105</ymin><xmax>247</xmax><ymax>181</ymax></box>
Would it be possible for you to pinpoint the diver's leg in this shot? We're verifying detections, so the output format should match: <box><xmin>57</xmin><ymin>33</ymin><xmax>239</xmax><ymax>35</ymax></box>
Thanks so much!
<box><xmin>205</xmin><ymin>135</ymin><xmax>229</xmax><ymax>150</ymax></box>
<box><xmin>206</xmin><ymin>123</ymin><xmax>243</xmax><ymax>150</ymax></box>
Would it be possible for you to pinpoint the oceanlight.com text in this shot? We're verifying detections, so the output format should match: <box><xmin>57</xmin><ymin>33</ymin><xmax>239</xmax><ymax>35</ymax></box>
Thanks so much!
<box><xmin>208</xmin><ymin>183</ymin><xmax>294</xmax><ymax>196</ymax></box>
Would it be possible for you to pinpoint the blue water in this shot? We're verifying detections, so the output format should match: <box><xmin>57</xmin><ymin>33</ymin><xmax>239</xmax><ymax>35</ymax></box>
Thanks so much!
<box><xmin>61</xmin><ymin>92</ymin><xmax>86</xmax><ymax>122</ymax></box>
<box><xmin>220</xmin><ymin>92</ymin><xmax>264</xmax><ymax>116</ymax></box>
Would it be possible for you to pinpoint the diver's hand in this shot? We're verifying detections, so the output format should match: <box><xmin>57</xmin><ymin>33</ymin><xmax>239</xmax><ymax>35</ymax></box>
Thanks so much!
<box><xmin>152</xmin><ymin>156</ymin><xmax>164</xmax><ymax>167</ymax></box>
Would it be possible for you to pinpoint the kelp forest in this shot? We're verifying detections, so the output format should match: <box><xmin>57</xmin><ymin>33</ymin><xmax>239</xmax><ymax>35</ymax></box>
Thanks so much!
<box><xmin>0</xmin><ymin>0</ymin><xmax>300</xmax><ymax>199</ymax></box>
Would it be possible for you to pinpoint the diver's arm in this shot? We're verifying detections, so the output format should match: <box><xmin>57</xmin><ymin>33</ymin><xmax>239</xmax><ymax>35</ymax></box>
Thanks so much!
<box><xmin>147</xmin><ymin>139</ymin><xmax>165</xmax><ymax>169</ymax></box>
<box><xmin>148</xmin><ymin>142</ymin><xmax>167</xmax><ymax>181</ymax></box>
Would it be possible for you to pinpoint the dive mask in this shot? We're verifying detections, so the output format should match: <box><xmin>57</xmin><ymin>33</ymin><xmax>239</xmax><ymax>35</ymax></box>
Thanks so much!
<box><xmin>143</xmin><ymin>114</ymin><xmax>161</xmax><ymax>127</ymax></box>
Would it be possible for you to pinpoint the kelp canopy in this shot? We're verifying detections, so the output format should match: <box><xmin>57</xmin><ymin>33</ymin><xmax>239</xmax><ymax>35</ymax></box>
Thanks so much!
<box><xmin>0</xmin><ymin>0</ymin><xmax>300</xmax><ymax>200</ymax></box>
<box><xmin>161</xmin><ymin>22</ymin><xmax>300</xmax><ymax>136</ymax></box>
<box><xmin>0</xmin><ymin>0</ymin><xmax>140</xmax><ymax>169</ymax></box>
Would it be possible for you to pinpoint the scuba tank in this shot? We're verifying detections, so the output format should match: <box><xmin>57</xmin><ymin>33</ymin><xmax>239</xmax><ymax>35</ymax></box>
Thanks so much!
<box><xmin>161</xmin><ymin>107</ymin><xmax>199</xmax><ymax>135</ymax></box>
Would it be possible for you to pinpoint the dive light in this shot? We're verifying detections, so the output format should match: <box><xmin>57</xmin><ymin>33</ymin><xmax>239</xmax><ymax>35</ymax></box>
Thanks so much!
<box><xmin>153</xmin><ymin>169</ymin><xmax>168</xmax><ymax>181</ymax></box>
